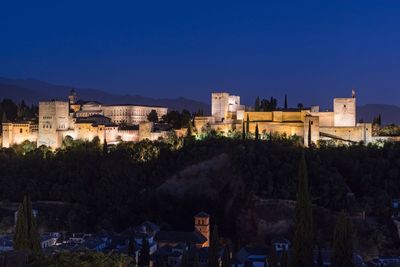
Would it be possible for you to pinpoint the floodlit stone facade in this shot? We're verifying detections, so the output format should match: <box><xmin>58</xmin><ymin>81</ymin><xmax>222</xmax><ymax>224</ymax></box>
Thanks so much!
<box><xmin>196</xmin><ymin>91</ymin><xmax>373</xmax><ymax>146</ymax></box>
<box><xmin>1</xmin><ymin>90</ymin><xmax>170</xmax><ymax>149</ymax></box>
<box><xmin>211</xmin><ymin>92</ymin><xmax>245</xmax><ymax>122</ymax></box>
<box><xmin>1</xmin><ymin>122</ymin><xmax>38</xmax><ymax>148</ymax></box>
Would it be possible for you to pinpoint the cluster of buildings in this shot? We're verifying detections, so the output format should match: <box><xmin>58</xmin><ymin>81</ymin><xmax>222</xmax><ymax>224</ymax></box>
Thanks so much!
<box><xmin>0</xmin><ymin>212</ymin><xmax>212</xmax><ymax>266</ymax></box>
<box><xmin>0</xmin><ymin>211</ymin><xmax>372</xmax><ymax>267</ymax></box>
<box><xmin>1</xmin><ymin>89</ymin><xmax>399</xmax><ymax>149</ymax></box>
<box><xmin>1</xmin><ymin>90</ymin><xmax>171</xmax><ymax>149</ymax></box>
<box><xmin>194</xmin><ymin>91</ymin><xmax>375</xmax><ymax>146</ymax></box>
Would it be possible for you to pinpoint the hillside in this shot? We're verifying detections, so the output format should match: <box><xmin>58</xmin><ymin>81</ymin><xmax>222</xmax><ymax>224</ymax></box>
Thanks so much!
<box><xmin>357</xmin><ymin>104</ymin><xmax>400</xmax><ymax>125</ymax></box>
<box><xmin>0</xmin><ymin>77</ymin><xmax>210</xmax><ymax>113</ymax></box>
<box><xmin>1</xmin><ymin>138</ymin><xmax>400</xmax><ymax>255</ymax></box>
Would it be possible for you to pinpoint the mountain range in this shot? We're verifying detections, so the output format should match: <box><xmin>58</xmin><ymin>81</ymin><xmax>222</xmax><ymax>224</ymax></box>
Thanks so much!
<box><xmin>0</xmin><ymin>77</ymin><xmax>210</xmax><ymax>114</ymax></box>
<box><xmin>0</xmin><ymin>77</ymin><xmax>399</xmax><ymax>124</ymax></box>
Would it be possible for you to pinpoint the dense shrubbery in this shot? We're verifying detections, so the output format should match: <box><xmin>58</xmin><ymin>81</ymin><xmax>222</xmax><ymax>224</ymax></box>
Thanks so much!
<box><xmin>1</xmin><ymin>138</ymin><xmax>400</xmax><ymax>244</ymax></box>
<box><xmin>29</xmin><ymin>251</ymin><xmax>132</xmax><ymax>267</ymax></box>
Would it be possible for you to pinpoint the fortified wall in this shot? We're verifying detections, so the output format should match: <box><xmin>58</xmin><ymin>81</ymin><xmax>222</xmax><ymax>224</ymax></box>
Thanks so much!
<box><xmin>195</xmin><ymin>91</ymin><xmax>372</xmax><ymax>146</ymax></box>
<box><xmin>1</xmin><ymin>90</ymin><xmax>170</xmax><ymax>149</ymax></box>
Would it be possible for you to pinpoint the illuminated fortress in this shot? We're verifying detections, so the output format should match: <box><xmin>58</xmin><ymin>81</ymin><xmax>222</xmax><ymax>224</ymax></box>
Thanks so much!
<box><xmin>1</xmin><ymin>90</ymin><xmax>169</xmax><ymax>149</ymax></box>
<box><xmin>195</xmin><ymin>91</ymin><xmax>373</xmax><ymax>146</ymax></box>
<box><xmin>0</xmin><ymin>89</ymin><xmax>394</xmax><ymax>149</ymax></box>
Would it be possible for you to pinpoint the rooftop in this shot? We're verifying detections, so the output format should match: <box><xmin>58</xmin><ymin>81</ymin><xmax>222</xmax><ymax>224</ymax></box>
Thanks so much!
<box><xmin>155</xmin><ymin>231</ymin><xmax>207</xmax><ymax>245</ymax></box>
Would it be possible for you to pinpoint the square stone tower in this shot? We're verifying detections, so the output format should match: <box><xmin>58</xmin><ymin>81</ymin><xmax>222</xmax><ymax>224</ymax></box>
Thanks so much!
<box><xmin>194</xmin><ymin>211</ymin><xmax>210</xmax><ymax>247</ymax></box>
<box><xmin>38</xmin><ymin>101</ymin><xmax>70</xmax><ymax>148</ymax></box>
<box><xmin>304</xmin><ymin>115</ymin><xmax>320</xmax><ymax>147</ymax></box>
<box><xmin>334</xmin><ymin>98</ymin><xmax>356</xmax><ymax>127</ymax></box>
<box><xmin>212</xmin><ymin>92</ymin><xmax>230</xmax><ymax>122</ymax></box>
<box><xmin>1</xmin><ymin>123</ymin><xmax>13</xmax><ymax>148</ymax></box>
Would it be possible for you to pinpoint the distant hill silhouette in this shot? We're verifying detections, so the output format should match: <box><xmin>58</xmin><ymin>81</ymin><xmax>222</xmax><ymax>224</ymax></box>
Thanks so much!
<box><xmin>1</xmin><ymin>77</ymin><xmax>399</xmax><ymax>124</ymax></box>
<box><xmin>0</xmin><ymin>77</ymin><xmax>210</xmax><ymax>114</ymax></box>
<box><xmin>357</xmin><ymin>104</ymin><xmax>400</xmax><ymax>125</ymax></box>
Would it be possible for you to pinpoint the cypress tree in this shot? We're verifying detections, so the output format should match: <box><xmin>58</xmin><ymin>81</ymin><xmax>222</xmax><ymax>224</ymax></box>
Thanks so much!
<box><xmin>242</xmin><ymin>120</ymin><xmax>246</xmax><ymax>141</ymax></box>
<box><xmin>208</xmin><ymin>225</ymin><xmax>219</xmax><ymax>267</ymax></box>
<box><xmin>139</xmin><ymin>237</ymin><xmax>150</xmax><ymax>267</ymax></box>
<box><xmin>221</xmin><ymin>245</ymin><xmax>231</xmax><ymax>267</ymax></box>
<box><xmin>308</xmin><ymin>120</ymin><xmax>312</xmax><ymax>147</ymax></box>
<box><xmin>186</xmin><ymin>120</ymin><xmax>193</xmax><ymax>137</ymax></box>
<box><xmin>291</xmin><ymin>152</ymin><xmax>313</xmax><ymax>267</ymax></box>
<box><xmin>284</xmin><ymin>94</ymin><xmax>288</xmax><ymax>110</ymax></box>
<box><xmin>128</xmin><ymin>238</ymin><xmax>136</xmax><ymax>258</ymax></box>
<box><xmin>332</xmin><ymin>213</ymin><xmax>354</xmax><ymax>267</ymax></box>
<box><xmin>255</xmin><ymin>96</ymin><xmax>260</xmax><ymax>112</ymax></box>
<box><xmin>268</xmin><ymin>247</ymin><xmax>278</xmax><ymax>267</ymax></box>
<box><xmin>317</xmin><ymin>247</ymin><xmax>324</xmax><ymax>267</ymax></box>
<box><xmin>280</xmin><ymin>250</ymin><xmax>289</xmax><ymax>267</ymax></box>
<box><xmin>13</xmin><ymin>195</ymin><xmax>41</xmax><ymax>253</ymax></box>
<box><xmin>14</xmin><ymin>202</ymin><xmax>28</xmax><ymax>250</ymax></box>
<box><xmin>2</xmin><ymin>112</ymin><xmax>7</xmax><ymax>123</ymax></box>
<box><xmin>246</xmin><ymin>114</ymin><xmax>250</xmax><ymax>138</ymax></box>
<box><xmin>103</xmin><ymin>139</ymin><xmax>108</xmax><ymax>155</ymax></box>
<box><xmin>181</xmin><ymin>249</ymin><xmax>190</xmax><ymax>267</ymax></box>
<box><xmin>255</xmin><ymin>123</ymin><xmax>259</xmax><ymax>140</ymax></box>
<box><xmin>193</xmin><ymin>252</ymin><xmax>200</xmax><ymax>267</ymax></box>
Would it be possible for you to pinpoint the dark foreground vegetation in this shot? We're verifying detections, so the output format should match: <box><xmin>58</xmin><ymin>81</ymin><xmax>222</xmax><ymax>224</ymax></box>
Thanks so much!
<box><xmin>1</xmin><ymin>137</ymin><xmax>400</xmax><ymax>253</ymax></box>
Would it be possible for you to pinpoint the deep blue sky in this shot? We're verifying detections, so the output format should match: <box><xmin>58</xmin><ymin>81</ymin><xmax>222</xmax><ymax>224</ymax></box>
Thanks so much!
<box><xmin>1</xmin><ymin>0</ymin><xmax>400</xmax><ymax>107</ymax></box>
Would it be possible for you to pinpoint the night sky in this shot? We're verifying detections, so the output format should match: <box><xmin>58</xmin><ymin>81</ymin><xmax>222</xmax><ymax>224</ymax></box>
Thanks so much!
<box><xmin>1</xmin><ymin>0</ymin><xmax>400</xmax><ymax>107</ymax></box>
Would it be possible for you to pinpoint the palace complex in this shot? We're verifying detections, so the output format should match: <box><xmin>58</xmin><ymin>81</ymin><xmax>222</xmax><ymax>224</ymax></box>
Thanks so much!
<box><xmin>194</xmin><ymin>91</ymin><xmax>375</xmax><ymax>146</ymax></box>
<box><xmin>1</xmin><ymin>90</ymin><xmax>170</xmax><ymax>149</ymax></box>
<box><xmin>1</xmin><ymin>89</ymin><xmax>398</xmax><ymax>149</ymax></box>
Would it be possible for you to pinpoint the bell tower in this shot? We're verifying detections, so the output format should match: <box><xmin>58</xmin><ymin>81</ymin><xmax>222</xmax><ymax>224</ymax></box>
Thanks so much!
<box><xmin>194</xmin><ymin>211</ymin><xmax>210</xmax><ymax>247</ymax></box>
<box><xmin>68</xmin><ymin>89</ymin><xmax>77</xmax><ymax>105</ymax></box>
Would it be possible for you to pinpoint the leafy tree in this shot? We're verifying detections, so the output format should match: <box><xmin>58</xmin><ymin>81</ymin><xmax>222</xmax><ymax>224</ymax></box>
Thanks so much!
<box><xmin>260</xmin><ymin>97</ymin><xmax>278</xmax><ymax>111</ymax></box>
<box><xmin>147</xmin><ymin>109</ymin><xmax>159</xmax><ymax>123</ymax></box>
<box><xmin>13</xmin><ymin>195</ymin><xmax>41</xmax><ymax>253</ymax></box>
<box><xmin>139</xmin><ymin>237</ymin><xmax>150</xmax><ymax>267</ymax></box>
<box><xmin>161</xmin><ymin>110</ymin><xmax>192</xmax><ymax>129</ymax></box>
<box><xmin>373</xmin><ymin>114</ymin><xmax>382</xmax><ymax>126</ymax></box>
<box><xmin>291</xmin><ymin>152</ymin><xmax>313</xmax><ymax>267</ymax></box>
<box><xmin>0</xmin><ymin>99</ymin><xmax>18</xmax><ymax>121</ymax></box>
<box><xmin>297</xmin><ymin>103</ymin><xmax>304</xmax><ymax>109</ymax></box>
<box><xmin>208</xmin><ymin>225</ymin><xmax>219</xmax><ymax>267</ymax></box>
<box><xmin>36</xmin><ymin>251</ymin><xmax>132</xmax><ymax>267</ymax></box>
<box><xmin>332</xmin><ymin>213</ymin><xmax>354</xmax><ymax>267</ymax></box>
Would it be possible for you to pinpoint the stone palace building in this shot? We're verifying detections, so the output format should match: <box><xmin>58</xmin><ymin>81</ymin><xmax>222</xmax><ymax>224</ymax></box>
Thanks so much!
<box><xmin>194</xmin><ymin>91</ymin><xmax>375</xmax><ymax>146</ymax></box>
<box><xmin>1</xmin><ymin>90</ymin><xmax>169</xmax><ymax>149</ymax></box>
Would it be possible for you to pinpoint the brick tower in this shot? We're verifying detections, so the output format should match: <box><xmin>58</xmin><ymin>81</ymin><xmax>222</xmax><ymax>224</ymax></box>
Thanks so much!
<box><xmin>194</xmin><ymin>211</ymin><xmax>210</xmax><ymax>247</ymax></box>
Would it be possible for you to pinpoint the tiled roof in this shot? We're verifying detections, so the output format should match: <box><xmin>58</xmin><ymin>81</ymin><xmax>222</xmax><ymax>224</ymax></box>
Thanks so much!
<box><xmin>155</xmin><ymin>231</ymin><xmax>207</xmax><ymax>245</ymax></box>
<box><xmin>195</xmin><ymin>211</ymin><xmax>210</xmax><ymax>218</ymax></box>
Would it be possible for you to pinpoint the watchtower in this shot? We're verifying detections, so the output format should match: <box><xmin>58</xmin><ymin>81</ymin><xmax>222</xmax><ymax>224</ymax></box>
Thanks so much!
<box><xmin>194</xmin><ymin>211</ymin><xmax>210</xmax><ymax>247</ymax></box>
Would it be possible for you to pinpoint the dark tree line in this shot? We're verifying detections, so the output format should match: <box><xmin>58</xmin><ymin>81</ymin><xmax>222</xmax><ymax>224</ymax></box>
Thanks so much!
<box><xmin>0</xmin><ymin>99</ymin><xmax>38</xmax><ymax>122</ymax></box>
<box><xmin>0</xmin><ymin>137</ymin><xmax>399</xmax><ymax>254</ymax></box>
